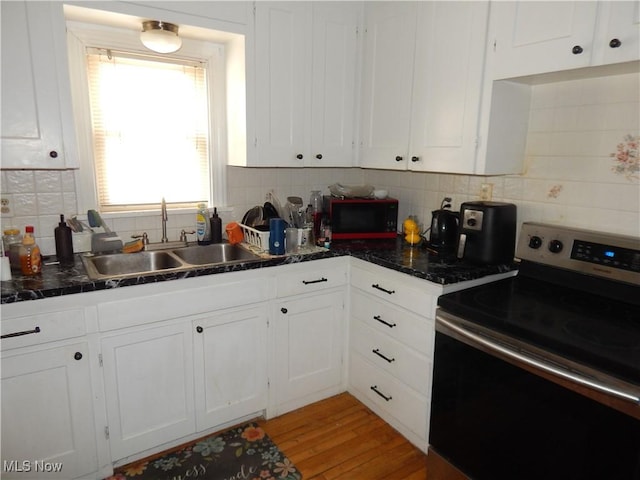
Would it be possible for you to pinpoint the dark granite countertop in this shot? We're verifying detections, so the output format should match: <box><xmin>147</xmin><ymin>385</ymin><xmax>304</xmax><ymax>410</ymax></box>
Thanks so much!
<box><xmin>1</xmin><ymin>237</ymin><xmax>517</xmax><ymax>304</ymax></box>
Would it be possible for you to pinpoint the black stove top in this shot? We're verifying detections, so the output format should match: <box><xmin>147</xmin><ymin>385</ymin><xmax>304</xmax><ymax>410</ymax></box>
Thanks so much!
<box><xmin>438</xmin><ymin>222</ymin><xmax>640</xmax><ymax>386</ymax></box>
<box><xmin>438</xmin><ymin>275</ymin><xmax>640</xmax><ymax>385</ymax></box>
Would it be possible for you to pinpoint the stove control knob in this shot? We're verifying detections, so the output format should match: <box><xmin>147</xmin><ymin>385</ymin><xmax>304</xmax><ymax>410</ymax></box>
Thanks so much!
<box><xmin>548</xmin><ymin>239</ymin><xmax>563</xmax><ymax>253</ymax></box>
<box><xmin>528</xmin><ymin>236</ymin><xmax>543</xmax><ymax>249</ymax></box>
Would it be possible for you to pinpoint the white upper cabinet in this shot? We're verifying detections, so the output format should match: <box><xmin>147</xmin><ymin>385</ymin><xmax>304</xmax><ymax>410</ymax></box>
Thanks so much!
<box><xmin>1</xmin><ymin>1</ymin><xmax>78</xmax><ymax>169</ymax></box>
<box><xmin>593</xmin><ymin>1</ymin><xmax>640</xmax><ymax>66</ymax></box>
<box><xmin>409</xmin><ymin>2</ymin><xmax>489</xmax><ymax>173</ymax></box>
<box><xmin>491</xmin><ymin>1</ymin><xmax>640</xmax><ymax>80</ymax></box>
<box><xmin>360</xmin><ymin>2</ymin><xmax>500</xmax><ymax>174</ymax></box>
<box><xmin>359</xmin><ymin>3</ymin><xmax>417</xmax><ymax>170</ymax></box>
<box><xmin>252</xmin><ymin>2</ymin><xmax>361</xmax><ymax>167</ymax></box>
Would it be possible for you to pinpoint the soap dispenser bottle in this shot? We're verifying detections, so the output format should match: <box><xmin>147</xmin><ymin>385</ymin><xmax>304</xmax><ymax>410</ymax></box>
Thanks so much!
<box><xmin>210</xmin><ymin>208</ymin><xmax>222</xmax><ymax>243</ymax></box>
<box><xmin>55</xmin><ymin>214</ymin><xmax>74</xmax><ymax>265</ymax></box>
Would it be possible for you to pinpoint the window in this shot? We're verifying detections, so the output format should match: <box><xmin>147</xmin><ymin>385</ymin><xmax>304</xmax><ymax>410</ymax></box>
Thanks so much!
<box><xmin>65</xmin><ymin>9</ymin><xmax>240</xmax><ymax>215</ymax></box>
<box><xmin>86</xmin><ymin>49</ymin><xmax>210</xmax><ymax>211</ymax></box>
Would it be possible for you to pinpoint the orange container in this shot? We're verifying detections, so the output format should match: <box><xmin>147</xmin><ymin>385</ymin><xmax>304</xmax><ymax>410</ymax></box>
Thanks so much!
<box><xmin>225</xmin><ymin>222</ymin><xmax>244</xmax><ymax>244</ymax></box>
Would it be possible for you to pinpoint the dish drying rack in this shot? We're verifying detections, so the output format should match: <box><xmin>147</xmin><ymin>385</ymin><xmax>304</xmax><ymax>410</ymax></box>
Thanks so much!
<box><xmin>239</xmin><ymin>224</ymin><xmax>269</xmax><ymax>253</ymax></box>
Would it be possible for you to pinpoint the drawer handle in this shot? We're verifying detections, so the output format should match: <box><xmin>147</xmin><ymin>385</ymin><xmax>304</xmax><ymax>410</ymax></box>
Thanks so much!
<box><xmin>1</xmin><ymin>326</ymin><xmax>41</xmax><ymax>339</ymax></box>
<box><xmin>371</xmin><ymin>385</ymin><xmax>392</xmax><ymax>402</ymax></box>
<box><xmin>373</xmin><ymin>315</ymin><xmax>396</xmax><ymax>328</ymax></box>
<box><xmin>302</xmin><ymin>277</ymin><xmax>328</xmax><ymax>285</ymax></box>
<box><xmin>371</xmin><ymin>284</ymin><xmax>395</xmax><ymax>295</ymax></box>
<box><xmin>372</xmin><ymin>348</ymin><xmax>395</xmax><ymax>363</ymax></box>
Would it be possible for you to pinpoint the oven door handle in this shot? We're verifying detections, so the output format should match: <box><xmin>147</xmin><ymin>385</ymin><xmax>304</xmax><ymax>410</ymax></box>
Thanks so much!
<box><xmin>437</xmin><ymin>314</ymin><xmax>640</xmax><ymax>405</ymax></box>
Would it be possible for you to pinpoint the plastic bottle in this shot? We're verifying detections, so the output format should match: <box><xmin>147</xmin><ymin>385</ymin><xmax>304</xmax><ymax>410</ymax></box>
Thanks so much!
<box><xmin>19</xmin><ymin>226</ymin><xmax>42</xmax><ymax>275</ymax></box>
<box><xmin>196</xmin><ymin>203</ymin><xmax>212</xmax><ymax>245</ymax></box>
<box><xmin>54</xmin><ymin>214</ymin><xmax>74</xmax><ymax>265</ymax></box>
<box><xmin>309</xmin><ymin>190</ymin><xmax>323</xmax><ymax>239</ymax></box>
<box><xmin>210</xmin><ymin>207</ymin><xmax>222</xmax><ymax>244</ymax></box>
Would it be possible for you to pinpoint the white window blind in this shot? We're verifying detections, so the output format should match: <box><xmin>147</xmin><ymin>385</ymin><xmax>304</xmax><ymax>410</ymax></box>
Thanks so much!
<box><xmin>86</xmin><ymin>49</ymin><xmax>210</xmax><ymax>211</ymax></box>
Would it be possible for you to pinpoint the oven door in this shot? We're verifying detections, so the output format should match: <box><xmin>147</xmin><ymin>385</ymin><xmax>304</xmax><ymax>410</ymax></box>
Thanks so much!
<box><xmin>429</xmin><ymin>310</ymin><xmax>640</xmax><ymax>480</ymax></box>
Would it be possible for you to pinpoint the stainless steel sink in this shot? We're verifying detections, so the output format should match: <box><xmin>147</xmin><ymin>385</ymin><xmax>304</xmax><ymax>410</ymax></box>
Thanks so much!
<box><xmin>171</xmin><ymin>243</ymin><xmax>259</xmax><ymax>266</ymax></box>
<box><xmin>81</xmin><ymin>243</ymin><xmax>262</xmax><ymax>280</ymax></box>
<box><xmin>83</xmin><ymin>251</ymin><xmax>183</xmax><ymax>278</ymax></box>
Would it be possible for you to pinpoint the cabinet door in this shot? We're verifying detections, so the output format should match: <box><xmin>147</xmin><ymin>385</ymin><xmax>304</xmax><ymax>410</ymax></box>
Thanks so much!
<box><xmin>594</xmin><ymin>1</ymin><xmax>640</xmax><ymax>66</ymax></box>
<box><xmin>193</xmin><ymin>306</ymin><xmax>268</xmax><ymax>431</ymax></box>
<box><xmin>409</xmin><ymin>1</ymin><xmax>488</xmax><ymax>173</ymax></box>
<box><xmin>307</xmin><ymin>3</ymin><xmax>360</xmax><ymax>167</ymax></box>
<box><xmin>273</xmin><ymin>290</ymin><xmax>344</xmax><ymax>415</ymax></box>
<box><xmin>491</xmin><ymin>1</ymin><xmax>598</xmax><ymax>79</ymax></box>
<box><xmin>1</xmin><ymin>343</ymin><xmax>97</xmax><ymax>479</ymax></box>
<box><xmin>0</xmin><ymin>1</ymin><xmax>76</xmax><ymax>169</ymax></box>
<box><xmin>254</xmin><ymin>2</ymin><xmax>311</xmax><ymax>166</ymax></box>
<box><xmin>101</xmin><ymin>322</ymin><xmax>195</xmax><ymax>461</ymax></box>
<box><xmin>359</xmin><ymin>2</ymin><xmax>417</xmax><ymax>170</ymax></box>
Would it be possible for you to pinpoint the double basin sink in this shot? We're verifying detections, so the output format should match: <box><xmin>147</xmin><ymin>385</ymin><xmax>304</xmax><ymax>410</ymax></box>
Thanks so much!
<box><xmin>82</xmin><ymin>243</ymin><xmax>262</xmax><ymax>280</ymax></box>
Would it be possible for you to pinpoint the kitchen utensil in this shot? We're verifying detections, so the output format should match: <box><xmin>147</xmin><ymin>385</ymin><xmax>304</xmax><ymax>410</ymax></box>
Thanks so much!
<box><xmin>285</xmin><ymin>227</ymin><xmax>299</xmax><ymax>253</ymax></box>
<box><xmin>88</xmin><ymin>209</ymin><xmax>111</xmax><ymax>233</ymax></box>
<box><xmin>241</xmin><ymin>206</ymin><xmax>263</xmax><ymax>228</ymax></box>
<box><xmin>67</xmin><ymin>217</ymin><xmax>82</xmax><ymax>232</ymax></box>
<box><xmin>263</xmin><ymin>202</ymin><xmax>280</xmax><ymax>220</ymax></box>
<box><xmin>428</xmin><ymin>198</ymin><xmax>459</xmax><ymax>252</ymax></box>
<box><xmin>328</xmin><ymin>183</ymin><xmax>374</xmax><ymax>198</ymax></box>
<box><xmin>266</xmin><ymin>190</ymin><xmax>286</xmax><ymax>220</ymax></box>
<box><xmin>225</xmin><ymin>222</ymin><xmax>244</xmax><ymax>244</ymax></box>
<box><xmin>269</xmin><ymin>218</ymin><xmax>286</xmax><ymax>255</ymax></box>
<box><xmin>456</xmin><ymin>201</ymin><xmax>517</xmax><ymax>264</ymax></box>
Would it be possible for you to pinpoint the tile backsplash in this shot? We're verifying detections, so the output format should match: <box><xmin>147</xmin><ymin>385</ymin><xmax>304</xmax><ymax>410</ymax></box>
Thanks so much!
<box><xmin>2</xmin><ymin>72</ymin><xmax>638</xmax><ymax>255</ymax></box>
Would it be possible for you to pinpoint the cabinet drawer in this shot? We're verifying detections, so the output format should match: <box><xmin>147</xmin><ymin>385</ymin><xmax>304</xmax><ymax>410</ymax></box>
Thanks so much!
<box><xmin>1</xmin><ymin>309</ymin><xmax>86</xmax><ymax>350</ymax></box>
<box><xmin>351</xmin><ymin>318</ymin><xmax>431</xmax><ymax>396</ymax></box>
<box><xmin>276</xmin><ymin>260</ymin><xmax>347</xmax><ymax>297</ymax></box>
<box><xmin>350</xmin><ymin>264</ymin><xmax>434</xmax><ymax>315</ymax></box>
<box><xmin>351</xmin><ymin>289</ymin><xmax>434</xmax><ymax>355</ymax></box>
<box><xmin>349</xmin><ymin>352</ymin><xmax>427</xmax><ymax>441</ymax></box>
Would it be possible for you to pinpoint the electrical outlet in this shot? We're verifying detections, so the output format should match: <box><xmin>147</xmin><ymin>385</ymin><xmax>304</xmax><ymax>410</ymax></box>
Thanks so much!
<box><xmin>480</xmin><ymin>183</ymin><xmax>493</xmax><ymax>201</ymax></box>
<box><xmin>0</xmin><ymin>195</ymin><xmax>13</xmax><ymax>217</ymax></box>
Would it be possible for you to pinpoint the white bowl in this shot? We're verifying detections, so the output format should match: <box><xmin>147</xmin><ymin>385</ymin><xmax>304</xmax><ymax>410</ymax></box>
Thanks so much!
<box><xmin>373</xmin><ymin>189</ymin><xmax>388</xmax><ymax>199</ymax></box>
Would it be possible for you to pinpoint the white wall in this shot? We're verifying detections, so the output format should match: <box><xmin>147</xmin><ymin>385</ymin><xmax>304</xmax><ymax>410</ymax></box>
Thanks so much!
<box><xmin>2</xmin><ymin>72</ymin><xmax>638</xmax><ymax>255</ymax></box>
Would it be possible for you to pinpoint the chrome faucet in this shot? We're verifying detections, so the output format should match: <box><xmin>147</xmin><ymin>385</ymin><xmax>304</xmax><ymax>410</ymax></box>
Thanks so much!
<box><xmin>161</xmin><ymin>197</ymin><xmax>168</xmax><ymax>243</ymax></box>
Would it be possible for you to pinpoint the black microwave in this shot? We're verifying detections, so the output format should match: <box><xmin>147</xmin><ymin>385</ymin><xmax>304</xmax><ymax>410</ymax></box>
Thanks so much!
<box><xmin>323</xmin><ymin>196</ymin><xmax>398</xmax><ymax>240</ymax></box>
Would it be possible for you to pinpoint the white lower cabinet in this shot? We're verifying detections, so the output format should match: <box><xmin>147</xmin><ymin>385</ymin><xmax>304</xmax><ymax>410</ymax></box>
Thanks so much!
<box><xmin>193</xmin><ymin>306</ymin><xmax>268</xmax><ymax>431</ymax></box>
<box><xmin>272</xmin><ymin>290</ymin><xmax>345</xmax><ymax>416</ymax></box>
<box><xmin>101</xmin><ymin>321</ymin><xmax>196</xmax><ymax>462</ymax></box>
<box><xmin>1</xmin><ymin>342</ymin><xmax>97</xmax><ymax>479</ymax></box>
<box><xmin>269</xmin><ymin>258</ymin><xmax>348</xmax><ymax>416</ymax></box>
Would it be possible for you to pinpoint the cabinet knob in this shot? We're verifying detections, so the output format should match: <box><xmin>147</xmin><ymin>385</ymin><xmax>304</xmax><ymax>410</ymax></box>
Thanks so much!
<box><xmin>296</xmin><ymin>154</ymin><xmax>303</xmax><ymax>160</ymax></box>
<box><xmin>196</xmin><ymin>326</ymin><xmax>203</xmax><ymax>333</ymax></box>
<box><xmin>315</xmin><ymin>154</ymin><xmax>322</xmax><ymax>160</ymax></box>
<box><xmin>571</xmin><ymin>45</ymin><xmax>583</xmax><ymax>55</ymax></box>
<box><xmin>49</xmin><ymin>151</ymin><xmax>58</xmax><ymax>158</ymax></box>
<box><xmin>609</xmin><ymin>38</ymin><xmax>622</xmax><ymax>48</ymax></box>
<box><xmin>395</xmin><ymin>156</ymin><xmax>403</xmax><ymax>162</ymax></box>
<box><xmin>281</xmin><ymin>307</ymin><xmax>288</xmax><ymax>314</ymax></box>
<box><xmin>74</xmin><ymin>352</ymin><xmax>83</xmax><ymax>361</ymax></box>
<box><xmin>411</xmin><ymin>156</ymin><xmax>420</xmax><ymax>162</ymax></box>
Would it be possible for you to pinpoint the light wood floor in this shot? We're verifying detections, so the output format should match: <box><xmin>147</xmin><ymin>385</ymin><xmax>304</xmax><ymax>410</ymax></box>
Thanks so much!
<box><xmin>257</xmin><ymin>392</ymin><xmax>429</xmax><ymax>480</ymax></box>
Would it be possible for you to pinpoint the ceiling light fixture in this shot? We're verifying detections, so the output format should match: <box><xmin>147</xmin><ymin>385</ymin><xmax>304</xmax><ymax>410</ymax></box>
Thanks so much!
<box><xmin>140</xmin><ymin>20</ymin><xmax>182</xmax><ymax>54</ymax></box>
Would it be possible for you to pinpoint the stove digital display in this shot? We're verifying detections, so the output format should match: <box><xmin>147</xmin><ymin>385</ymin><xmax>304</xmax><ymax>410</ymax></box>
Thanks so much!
<box><xmin>571</xmin><ymin>240</ymin><xmax>639</xmax><ymax>273</ymax></box>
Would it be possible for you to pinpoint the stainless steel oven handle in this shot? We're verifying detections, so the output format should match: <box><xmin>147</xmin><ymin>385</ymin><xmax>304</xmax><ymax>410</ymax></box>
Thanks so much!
<box><xmin>437</xmin><ymin>315</ymin><xmax>640</xmax><ymax>405</ymax></box>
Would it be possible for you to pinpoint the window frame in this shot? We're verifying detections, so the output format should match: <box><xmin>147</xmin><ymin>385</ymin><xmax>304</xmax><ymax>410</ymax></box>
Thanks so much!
<box><xmin>66</xmin><ymin>20</ymin><xmax>228</xmax><ymax>215</ymax></box>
